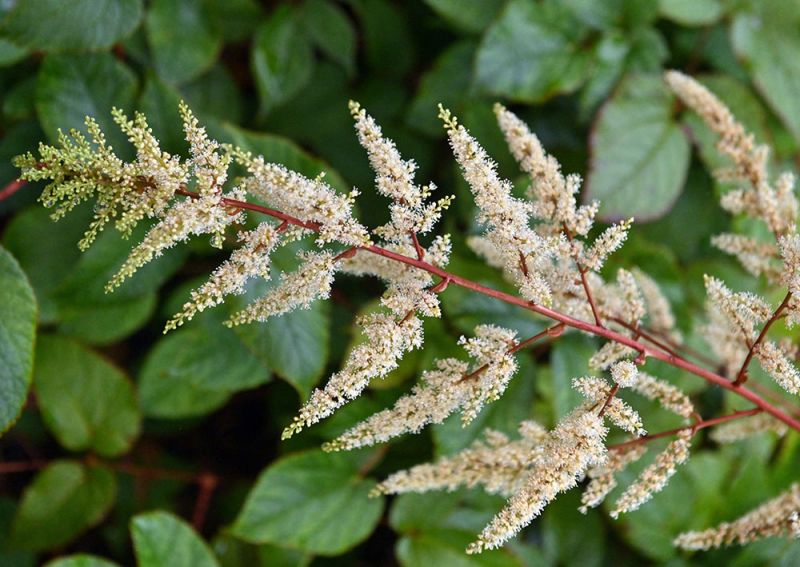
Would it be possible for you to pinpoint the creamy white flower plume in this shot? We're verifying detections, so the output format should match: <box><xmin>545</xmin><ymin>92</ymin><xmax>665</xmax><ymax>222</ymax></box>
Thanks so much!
<box><xmin>440</xmin><ymin>105</ymin><xmax>556</xmax><ymax>305</ymax></box>
<box><xmin>458</xmin><ymin>325</ymin><xmax>519</xmax><ymax>424</ymax></box>
<box><xmin>580</xmin><ymin>445</ymin><xmax>647</xmax><ymax>514</ymax></box>
<box><xmin>494</xmin><ymin>103</ymin><xmax>598</xmax><ymax>236</ymax></box>
<box><xmin>226</xmin><ymin>250</ymin><xmax>338</xmax><ymax>325</ymax></box>
<box><xmin>467</xmin><ymin>408</ymin><xmax>608</xmax><ymax>553</ymax></box>
<box><xmin>233</xmin><ymin>148</ymin><xmax>370</xmax><ymax>247</ymax></box>
<box><xmin>712</xmin><ymin>233</ymin><xmax>779</xmax><ymax>282</ymax></box>
<box><xmin>572</xmin><ymin>375</ymin><xmax>645</xmax><ymax>437</ymax></box>
<box><xmin>108</xmin><ymin>189</ymin><xmax>245</xmax><ymax>291</ymax></box>
<box><xmin>755</xmin><ymin>341</ymin><xmax>800</xmax><ymax>395</ymax></box>
<box><xmin>611</xmin><ymin>429</ymin><xmax>692</xmax><ymax>518</ymax></box>
<box><xmin>350</xmin><ymin>101</ymin><xmax>453</xmax><ymax>243</ymax></box>
<box><xmin>632</xmin><ymin>268</ymin><xmax>678</xmax><ymax>336</ymax></box>
<box><xmin>581</xmin><ymin>219</ymin><xmax>633</xmax><ymax>272</ymax></box>
<box><xmin>373</xmin><ymin>420</ymin><xmax>549</xmax><ymax>497</ymax></box>
<box><xmin>325</xmin><ymin>324</ymin><xmax>519</xmax><ymax>450</ymax></box>
<box><xmin>675</xmin><ymin>484</ymin><xmax>800</xmax><ymax>550</ymax></box>
<box><xmin>710</xmin><ymin>412</ymin><xmax>788</xmax><ymax>443</ymax></box>
<box><xmin>324</xmin><ymin>358</ymin><xmax>469</xmax><ymax>451</ymax></box>
<box><xmin>166</xmin><ymin>222</ymin><xmax>280</xmax><ymax>331</ymax></box>
<box><xmin>665</xmin><ymin>70</ymin><xmax>797</xmax><ymax>234</ymax></box>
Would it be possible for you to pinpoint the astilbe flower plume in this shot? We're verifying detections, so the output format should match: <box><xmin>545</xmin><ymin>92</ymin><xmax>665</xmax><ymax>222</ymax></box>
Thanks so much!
<box><xmin>15</xmin><ymin>71</ymin><xmax>800</xmax><ymax>555</ymax></box>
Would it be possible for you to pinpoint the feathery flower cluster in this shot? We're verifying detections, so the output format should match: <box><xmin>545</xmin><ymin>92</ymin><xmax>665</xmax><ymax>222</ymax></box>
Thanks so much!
<box><xmin>674</xmin><ymin>484</ymin><xmax>800</xmax><ymax>550</ymax></box>
<box><xmin>281</xmin><ymin>103</ymin><xmax>460</xmax><ymax>439</ymax></box>
<box><xmin>579</xmin><ymin>445</ymin><xmax>647</xmax><ymax>514</ymax></box>
<box><xmin>226</xmin><ymin>250</ymin><xmax>338</xmax><ymax>325</ymax></box>
<box><xmin>324</xmin><ymin>324</ymin><xmax>518</xmax><ymax>451</ymax></box>
<box><xmin>467</xmin><ymin>408</ymin><xmax>608</xmax><ymax>553</ymax></box>
<box><xmin>372</xmin><ymin>421</ymin><xmax>549</xmax><ymax>497</ymax></box>
<box><xmin>455</xmin><ymin>103</ymin><xmax>636</xmax><ymax>320</ymax></box>
<box><xmin>493</xmin><ymin>103</ymin><xmax>598</xmax><ymax>236</ymax></box>
<box><xmin>165</xmin><ymin>223</ymin><xmax>279</xmax><ymax>331</ymax></box>
<box><xmin>18</xmin><ymin>73</ymin><xmax>800</xmax><ymax>557</ymax></box>
<box><xmin>440</xmin><ymin>105</ymin><xmax>556</xmax><ymax>306</ymax></box>
<box><xmin>231</xmin><ymin>149</ymin><xmax>370</xmax><ymax>247</ymax></box>
<box><xmin>666</xmin><ymin>70</ymin><xmax>798</xmax><ymax>236</ymax></box>
<box><xmin>572</xmin><ymin>375</ymin><xmax>645</xmax><ymax>437</ymax></box>
<box><xmin>755</xmin><ymin>341</ymin><xmax>800</xmax><ymax>396</ymax></box>
<box><xmin>349</xmin><ymin>101</ymin><xmax>453</xmax><ymax>243</ymax></box>
<box><xmin>607</xmin><ymin>372</ymin><xmax>695</xmax><ymax>517</ymax></box>
<box><xmin>702</xmin><ymin>275</ymin><xmax>772</xmax><ymax>374</ymax></box>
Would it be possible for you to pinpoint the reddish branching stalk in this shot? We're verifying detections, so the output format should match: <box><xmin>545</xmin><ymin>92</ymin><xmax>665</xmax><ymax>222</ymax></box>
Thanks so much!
<box><xmin>734</xmin><ymin>291</ymin><xmax>793</xmax><ymax>385</ymax></box>
<box><xmin>610</xmin><ymin>408</ymin><xmax>764</xmax><ymax>451</ymax></box>
<box><xmin>0</xmin><ymin>179</ymin><xmax>27</xmax><ymax>201</ymax></box>
<box><xmin>456</xmin><ymin>323</ymin><xmax>564</xmax><ymax>385</ymax></box>
<box><xmin>410</xmin><ymin>231</ymin><xmax>425</xmax><ymax>261</ymax></box>
<box><xmin>192</xmin><ymin>472</ymin><xmax>219</xmax><ymax>531</ymax></box>
<box><xmin>563</xmin><ymin>223</ymin><xmax>603</xmax><ymax>327</ymax></box>
<box><xmin>122</xmin><ymin>188</ymin><xmax>800</xmax><ymax>432</ymax></box>
<box><xmin>0</xmin><ymin>455</ymin><xmax>220</xmax><ymax>530</ymax></box>
<box><xmin>597</xmin><ymin>384</ymin><xmax>620</xmax><ymax>418</ymax></box>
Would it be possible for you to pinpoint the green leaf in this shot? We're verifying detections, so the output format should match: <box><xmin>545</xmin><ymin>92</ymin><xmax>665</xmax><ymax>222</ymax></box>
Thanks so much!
<box><xmin>251</xmin><ymin>7</ymin><xmax>314</xmax><ymax>115</ymax></box>
<box><xmin>233</xmin><ymin>303</ymin><xmax>330</xmax><ymax>399</ymax></box>
<box><xmin>138</xmin><ymin>323</ymin><xmax>269</xmax><ymax>419</ymax></box>
<box><xmin>146</xmin><ymin>0</ymin><xmax>222</xmax><ymax>85</ymax></box>
<box><xmin>422</xmin><ymin>0</ymin><xmax>505</xmax><ymax>34</ymax></box>
<box><xmin>353</xmin><ymin>0</ymin><xmax>416</xmax><ymax>79</ymax></box>
<box><xmin>0</xmin><ymin>246</ymin><xmax>36</xmax><ymax>435</ymax></box>
<box><xmin>397</xmin><ymin>530</ymin><xmax>522</xmax><ymax>567</ymax></box>
<box><xmin>474</xmin><ymin>0</ymin><xmax>592</xmax><ymax>103</ymax></box>
<box><xmin>202</xmin><ymin>0</ymin><xmax>263</xmax><ymax>42</ymax></box>
<box><xmin>34</xmin><ymin>335</ymin><xmax>141</xmax><ymax>457</ymax></box>
<box><xmin>658</xmin><ymin>0</ymin><xmax>723</xmax><ymax>25</ymax></box>
<box><xmin>132</xmin><ymin>511</ymin><xmax>219</xmax><ymax>567</ymax></box>
<box><xmin>615</xmin><ymin>451</ymin><xmax>731</xmax><ymax>561</ymax></box>
<box><xmin>11</xmin><ymin>461</ymin><xmax>116</xmax><ymax>551</ymax></box>
<box><xmin>541</xmin><ymin>491</ymin><xmax>605</xmax><ymax>567</ymax></box>
<box><xmin>300</xmin><ymin>0</ymin><xmax>357</xmax><ymax>76</ymax></box>
<box><xmin>0</xmin><ymin>38</ymin><xmax>28</xmax><ymax>66</ymax></box>
<box><xmin>181</xmin><ymin>64</ymin><xmax>244</xmax><ymax>124</ymax></box>
<box><xmin>731</xmin><ymin>2</ymin><xmax>800</xmax><ymax>144</ymax></box>
<box><xmin>212</xmin><ymin>533</ymin><xmax>312</xmax><ymax>567</ymax></box>
<box><xmin>3</xmin><ymin>205</ymin><xmax>186</xmax><ymax>344</ymax></box>
<box><xmin>0</xmin><ymin>0</ymin><xmax>142</xmax><ymax>51</ymax></box>
<box><xmin>391</xmin><ymin>493</ymin><xmax>525</xmax><ymax>567</ymax></box>
<box><xmin>586</xmin><ymin>74</ymin><xmax>690</xmax><ymax>222</ymax></box>
<box><xmin>231</xmin><ymin>449</ymin><xmax>384</xmax><ymax>555</ymax></box>
<box><xmin>45</xmin><ymin>555</ymin><xmax>120</xmax><ymax>567</ymax></box>
<box><xmin>0</xmin><ymin>498</ymin><xmax>34</xmax><ymax>566</ymax></box>
<box><xmin>407</xmin><ymin>41</ymin><xmax>477</xmax><ymax>137</ymax></box>
<box><xmin>35</xmin><ymin>52</ymin><xmax>138</xmax><ymax>149</ymax></box>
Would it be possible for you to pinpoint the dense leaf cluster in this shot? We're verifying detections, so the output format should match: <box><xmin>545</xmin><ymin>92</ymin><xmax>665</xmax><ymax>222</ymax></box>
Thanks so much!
<box><xmin>1</xmin><ymin>0</ymin><xmax>800</xmax><ymax>565</ymax></box>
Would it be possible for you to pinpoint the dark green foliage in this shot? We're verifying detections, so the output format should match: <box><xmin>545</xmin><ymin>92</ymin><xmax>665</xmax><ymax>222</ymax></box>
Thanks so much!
<box><xmin>0</xmin><ymin>0</ymin><xmax>799</xmax><ymax>565</ymax></box>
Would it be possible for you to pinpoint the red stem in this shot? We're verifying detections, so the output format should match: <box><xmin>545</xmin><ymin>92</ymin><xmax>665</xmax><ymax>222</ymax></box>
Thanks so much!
<box><xmin>154</xmin><ymin>189</ymin><xmax>800</xmax><ymax>432</ymax></box>
<box><xmin>563</xmin><ymin>223</ymin><xmax>603</xmax><ymax>327</ymax></box>
<box><xmin>191</xmin><ymin>473</ymin><xmax>218</xmax><ymax>531</ymax></box>
<box><xmin>0</xmin><ymin>179</ymin><xmax>27</xmax><ymax>201</ymax></box>
<box><xmin>734</xmin><ymin>291</ymin><xmax>792</xmax><ymax>385</ymax></box>
<box><xmin>410</xmin><ymin>231</ymin><xmax>425</xmax><ymax>260</ymax></box>
<box><xmin>610</xmin><ymin>408</ymin><xmax>763</xmax><ymax>450</ymax></box>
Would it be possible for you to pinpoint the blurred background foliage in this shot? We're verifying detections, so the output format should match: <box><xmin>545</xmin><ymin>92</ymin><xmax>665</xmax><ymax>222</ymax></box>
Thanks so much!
<box><xmin>1</xmin><ymin>0</ymin><xmax>800</xmax><ymax>565</ymax></box>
